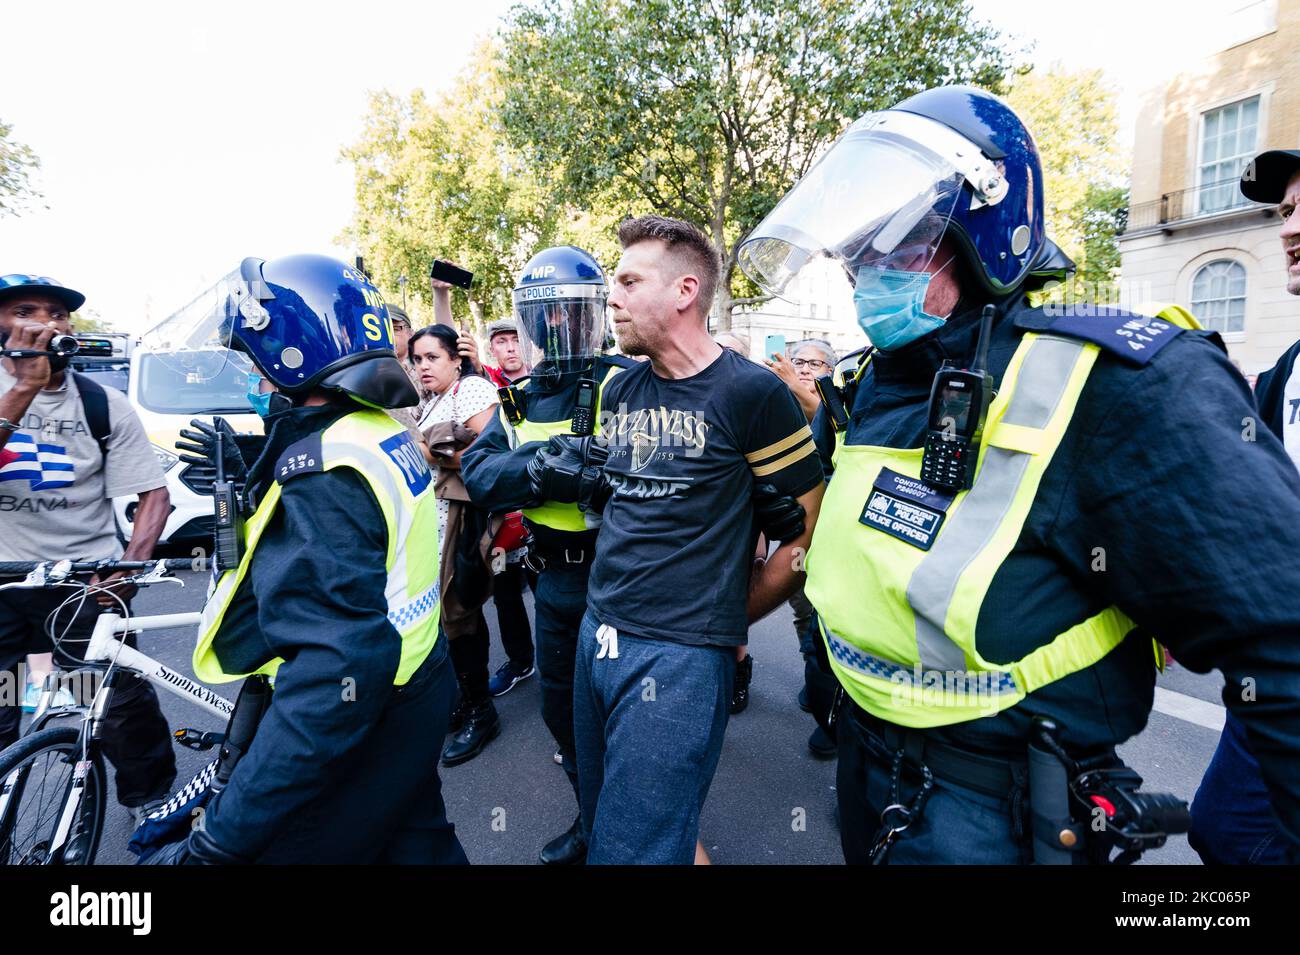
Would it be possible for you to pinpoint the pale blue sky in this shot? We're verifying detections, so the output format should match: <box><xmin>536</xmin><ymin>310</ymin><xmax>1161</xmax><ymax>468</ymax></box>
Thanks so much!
<box><xmin>0</xmin><ymin>0</ymin><xmax>1234</xmax><ymax>332</ymax></box>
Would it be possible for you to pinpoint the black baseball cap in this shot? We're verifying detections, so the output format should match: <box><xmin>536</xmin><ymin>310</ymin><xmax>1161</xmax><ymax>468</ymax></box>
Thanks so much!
<box><xmin>0</xmin><ymin>274</ymin><xmax>86</xmax><ymax>312</ymax></box>
<box><xmin>1240</xmin><ymin>149</ymin><xmax>1300</xmax><ymax>204</ymax></box>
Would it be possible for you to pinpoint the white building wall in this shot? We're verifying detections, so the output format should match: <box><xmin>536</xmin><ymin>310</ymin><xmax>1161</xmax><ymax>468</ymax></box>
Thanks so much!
<box><xmin>722</xmin><ymin>256</ymin><xmax>867</xmax><ymax>362</ymax></box>
<box><xmin>1119</xmin><ymin>211</ymin><xmax>1295</xmax><ymax>375</ymax></box>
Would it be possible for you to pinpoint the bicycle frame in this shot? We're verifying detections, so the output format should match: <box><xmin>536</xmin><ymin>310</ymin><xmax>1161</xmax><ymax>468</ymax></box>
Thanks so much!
<box><xmin>84</xmin><ymin>611</ymin><xmax>234</xmax><ymax>720</ymax></box>
<box><xmin>0</xmin><ymin>611</ymin><xmax>234</xmax><ymax>865</ymax></box>
<box><xmin>0</xmin><ymin>566</ymin><xmax>236</xmax><ymax>865</ymax></box>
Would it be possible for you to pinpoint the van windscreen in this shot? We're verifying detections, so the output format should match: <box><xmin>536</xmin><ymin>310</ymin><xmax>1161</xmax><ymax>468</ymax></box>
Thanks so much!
<box><xmin>137</xmin><ymin>352</ymin><xmax>254</xmax><ymax>415</ymax></box>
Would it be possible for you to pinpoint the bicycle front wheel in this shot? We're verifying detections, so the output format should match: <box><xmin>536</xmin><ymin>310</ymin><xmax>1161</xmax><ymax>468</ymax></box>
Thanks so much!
<box><xmin>0</xmin><ymin>725</ymin><xmax>107</xmax><ymax>865</ymax></box>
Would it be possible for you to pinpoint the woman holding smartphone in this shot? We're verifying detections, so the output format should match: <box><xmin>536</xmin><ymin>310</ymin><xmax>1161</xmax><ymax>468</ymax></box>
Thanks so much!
<box><xmin>411</xmin><ymin>324</ymin><xmax>502</xmax><ymax>766</ymax></box>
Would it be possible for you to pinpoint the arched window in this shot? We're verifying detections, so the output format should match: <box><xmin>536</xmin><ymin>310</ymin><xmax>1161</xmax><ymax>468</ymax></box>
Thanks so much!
<box><xmin>1190</xmin><ymin>260</ymin><xmax>1247</xmax><ymax>334</ymax></box>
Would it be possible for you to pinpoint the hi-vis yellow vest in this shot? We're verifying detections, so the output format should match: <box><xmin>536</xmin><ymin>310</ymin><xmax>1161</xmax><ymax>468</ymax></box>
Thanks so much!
<box><xmin>194</xmin><ymin>409</ymin><xmax>441</xmax><ymax>686</ymax></box>
<box><xmin>806</xmin><ymin>304</ymin><xmax>1198</xmax><ymax>728</ymax></box>
<box><xmin>501</xmin><ymin>364</ymin><xmax>624</xmax><ymax>533</ymax></box>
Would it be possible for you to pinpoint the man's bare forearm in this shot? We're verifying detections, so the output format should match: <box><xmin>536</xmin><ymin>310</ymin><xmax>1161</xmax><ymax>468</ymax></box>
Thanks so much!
<box><xmin>0</xmin><ymin>382</ymin><xmax>40</xmax><ymax>452</ymax></box>
<box><xmin>746</xmin><ymin>484</ymin><xmax>824</xmax><ymax>623</ymax></box>
<box><xmin>122</xmin><ymin>486</ymin><xmax>170</xmax><ymax>560</ymax></box>
<box><xmin>432</xmin><ymin>287</ymin><xmax>453</xmax><ymax>326</ymax></box>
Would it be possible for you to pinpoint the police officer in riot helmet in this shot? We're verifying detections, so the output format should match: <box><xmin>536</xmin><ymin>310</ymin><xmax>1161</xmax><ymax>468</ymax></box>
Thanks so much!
<box><xmin>739</xmin><ymin>86</ymin><xmax>1300</xmax><ymax>864</ymax></box>
<box><xmin>461</xmin><ymin>246</ymin><xmax>636</xmax><ymax>864</ymax></box>
<box><xmin>512</xmin><ymin>247</ymin><xmax>611</xmax><ymax>392</ymax></box>
<box><xmin>147</xmin><ymin>254</ymin><xmax>466</xmax><ymax>864</ymax></box>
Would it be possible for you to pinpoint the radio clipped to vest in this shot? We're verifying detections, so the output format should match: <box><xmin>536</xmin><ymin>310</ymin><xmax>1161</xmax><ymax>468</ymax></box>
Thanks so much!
<box><xmin>919</xmin><ymin>305</ymin><xmax>996</xmax><ymax>492</ymax></box>
<box><xmin>570</xmin><ymin>377</ymin><xmax>597</xmax><ymax>437</ymax></box>
<box><xmin>500</xmin><ymin>374</ymin><xmax>598</xmax><ymax>436</ymax></box>
<box><xmin>211</xmin><ymin>419</ymin><xmax>244</xmax><ymax>572</ymax></box>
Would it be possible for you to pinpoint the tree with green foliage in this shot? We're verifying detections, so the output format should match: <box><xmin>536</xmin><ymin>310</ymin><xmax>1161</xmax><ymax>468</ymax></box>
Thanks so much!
<box><xmin>499</xmin><ymin>0</ymin><xmax>1018</xmax><ymax>328</ymax></box>
<box><xmin>341</xmin><ymin>43</ymin><xmax>630</xmax><ymax>329</ymax></box>
<box><xmin>1005</xmin><ymin>68</ymin><xmax>1128</xmax><ymax>305</ymax></box>
<box><xmin>1</xmin><ymin>118</ymin><xmax>41</xmax><ymax>217</ymax></box>
<box><xmin>71</xmin><ymin>310</ymin><xmax>112</xmax><ymax>334</ymax></box>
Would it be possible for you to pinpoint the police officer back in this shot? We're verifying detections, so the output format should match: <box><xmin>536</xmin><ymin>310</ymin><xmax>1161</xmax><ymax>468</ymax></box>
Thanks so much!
<box><xmin>153</xmin><ymin>254</ymin><xmax>467</xmax><ymax>864</ymax></box>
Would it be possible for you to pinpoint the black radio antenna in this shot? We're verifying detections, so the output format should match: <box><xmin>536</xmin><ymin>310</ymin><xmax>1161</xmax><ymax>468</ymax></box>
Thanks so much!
<box><xmin>972</xmin><ymin>304</ymin><xmax>996</xmax><ymax>375</ymax></box>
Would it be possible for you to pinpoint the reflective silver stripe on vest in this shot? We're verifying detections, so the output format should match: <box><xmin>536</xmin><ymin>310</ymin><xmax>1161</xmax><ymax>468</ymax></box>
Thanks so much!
<box><xmin>906</xmin><ymin>335</ymin><xmax>1087</xmax><ymax>672</ymax></box>
<box><xmin>388</xmin><ymin>581</ymin><xmax>441</xmax><ymax>630</ymax></box>
<box><xmin>823</xmin><ymin>624</ymin><xmax>1019</xmax><ymax>695</ymax></box>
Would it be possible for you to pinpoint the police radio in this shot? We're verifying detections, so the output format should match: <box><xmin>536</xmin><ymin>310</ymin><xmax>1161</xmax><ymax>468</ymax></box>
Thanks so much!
<box><xmin>919</xmin><ymin>305</ymin><xmax>996</xmax><ymax>492</ymax></box>
<box><xmin>815</xmin><ymin>347</ymin><xmax>872</xmax><ymax>433</ymax></box>
<box><xmin>211</xmin><ymin>420</ymin><xmax>244</xmax><ymax>572</ymax></box>
<box><xmin>570</xmin><ymin>377</ymin><xmax>597</xmax><ymax>437</ymax></box>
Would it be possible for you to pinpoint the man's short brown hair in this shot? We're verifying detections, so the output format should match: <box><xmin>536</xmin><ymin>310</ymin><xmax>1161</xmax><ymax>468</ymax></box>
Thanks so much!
<box><xmin>617</xmin><ymin>214</ymin><xmax>720</xmax><ymax>317</ymax></box>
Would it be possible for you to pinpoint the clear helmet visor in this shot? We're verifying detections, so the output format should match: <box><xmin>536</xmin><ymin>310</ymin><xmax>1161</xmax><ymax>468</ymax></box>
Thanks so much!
<box><xmin>511</xmin><ymin>284</ymin><xmax>607</xmax><ymax>375</ymax></box>
<box><xmin>738</xmin><ymin>111</ymin><xmax>975</xmax><ymax>300</ymax></box>
<box><xmin>139</xmin><ymin>262</ymin><xmax>268</xmax><ymax>382</ymax></box>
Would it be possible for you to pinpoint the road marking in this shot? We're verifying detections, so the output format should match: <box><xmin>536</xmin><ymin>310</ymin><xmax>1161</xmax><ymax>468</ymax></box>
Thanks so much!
<box><xmin>1153</xmin><ymin>686</ymin><xmax>1225</xmax><ymax>732</ymax></box>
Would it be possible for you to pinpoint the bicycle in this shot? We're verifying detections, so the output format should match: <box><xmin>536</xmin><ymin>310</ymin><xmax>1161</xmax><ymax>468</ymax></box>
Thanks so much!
<box><xmin>0</xmin><ymin>558</ymin><xmax>233</xmax><ymax>865</ymax></box>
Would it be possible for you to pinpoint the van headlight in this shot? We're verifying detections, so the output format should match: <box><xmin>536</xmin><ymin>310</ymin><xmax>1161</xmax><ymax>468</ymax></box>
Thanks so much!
<box><xmin>152</xmin><ymin>444</ymin><xmax>180</xmax><ymax>472</ymax></box>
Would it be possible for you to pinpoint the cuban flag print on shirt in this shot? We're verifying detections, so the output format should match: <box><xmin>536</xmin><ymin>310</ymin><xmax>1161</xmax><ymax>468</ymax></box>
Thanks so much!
<box><xmin>0</xmin><ymin>433</ymin><xmax>76</xmax><ymax>490</ymax></box>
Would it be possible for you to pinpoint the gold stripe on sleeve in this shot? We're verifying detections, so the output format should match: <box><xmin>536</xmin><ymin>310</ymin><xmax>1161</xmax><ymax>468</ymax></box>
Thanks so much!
<box><xmin>750</xmin><ymin>438</ymin><xmax>815</xmax><ymax>477</ymax></box>
<box><xmin>744</xmin><ymin>425</ymin><xmax>814</xmax><ymax>464</ymax></box>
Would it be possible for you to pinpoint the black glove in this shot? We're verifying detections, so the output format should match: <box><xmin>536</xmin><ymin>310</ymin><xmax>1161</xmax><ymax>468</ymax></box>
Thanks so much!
<box><xmin>526</xmin><ymin>435</ymin><xmax>610</xmax><ymax>511</ymax></box>
<box><xmin>753</xmin><ymin>481</ymin><xmax>805</xmax><ymax>542</ymax></box>
<box><xmin>138</xmin><ymin>837</ymin><xmax>207</xmax><ymax>865</ymax></box>
<box><xmin>176</xmin><ymin>417</ymin><xmax>248</xmax><ymax>485</ymax></box>
<box><xmin>578</xmin><ymin>439</ymin><xmax>612</xmax><ymax>514</ymax></box>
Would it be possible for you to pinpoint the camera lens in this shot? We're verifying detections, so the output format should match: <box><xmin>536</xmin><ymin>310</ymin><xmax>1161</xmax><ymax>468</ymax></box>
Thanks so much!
<box><xmin>48</xmin><ymin>334</ymin><xmax>80</xmax><ymax>356</ymax></box>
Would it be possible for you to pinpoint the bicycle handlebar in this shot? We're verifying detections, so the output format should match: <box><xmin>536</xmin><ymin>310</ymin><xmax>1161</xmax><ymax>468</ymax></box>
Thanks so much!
<box><xmin>0</xmin><ymin>558</ymin><xmax>196</xmax><ymax>577</ymax></box>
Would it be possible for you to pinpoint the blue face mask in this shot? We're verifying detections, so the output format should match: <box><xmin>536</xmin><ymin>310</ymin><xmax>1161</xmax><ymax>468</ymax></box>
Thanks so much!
<box><xmin>246</xmin><ymin>372</ymin><xmax>273</xmax><ymax>417</ymax></box>
<box><xmin>852</xmin><ymin>262</ymin><xmax>952</xmax><ymax>351</ymax></box>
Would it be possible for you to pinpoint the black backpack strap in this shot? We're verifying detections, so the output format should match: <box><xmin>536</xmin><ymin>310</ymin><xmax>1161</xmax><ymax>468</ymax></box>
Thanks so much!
<box><xmin>72</xmin><ymin>372</ymin><xmax>112</xmax><ymax>461</ymax></box>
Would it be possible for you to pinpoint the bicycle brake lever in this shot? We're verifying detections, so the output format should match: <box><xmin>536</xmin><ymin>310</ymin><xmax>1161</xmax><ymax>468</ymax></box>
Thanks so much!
<box><xmin>21</xmin><ymin>559</ymin><xmax>74</xmax><ymax>588</ymax></box>
<box><xmin>138</xmin><ymin>562</ymin><xmax>182</xmax><ymax>587</ymax></box>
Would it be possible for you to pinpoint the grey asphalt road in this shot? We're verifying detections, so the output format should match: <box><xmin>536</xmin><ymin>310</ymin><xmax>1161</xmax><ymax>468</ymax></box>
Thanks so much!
<box><xmin>78</xmin><ymin>568</ymin><xmax>1221</xmax><ymax>864</ymax></box>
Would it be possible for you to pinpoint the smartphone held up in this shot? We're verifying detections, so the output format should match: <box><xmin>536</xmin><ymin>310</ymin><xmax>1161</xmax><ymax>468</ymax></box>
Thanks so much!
<box><xmin>430</xmin><ymin>259</ymin><xmax>474</xmax><ymax>290</ymax></box>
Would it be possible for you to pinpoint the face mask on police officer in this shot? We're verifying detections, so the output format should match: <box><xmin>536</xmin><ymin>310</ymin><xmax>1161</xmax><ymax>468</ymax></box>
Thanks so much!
<box><xmin>852</xmin><ymin>255</ymin><xmax>956</xmax><ymax>351</ymax></box>
<box><xmin>246</xmin><ymin>371</ymin><xmax>292</xmax><ymax>418</ymax></box>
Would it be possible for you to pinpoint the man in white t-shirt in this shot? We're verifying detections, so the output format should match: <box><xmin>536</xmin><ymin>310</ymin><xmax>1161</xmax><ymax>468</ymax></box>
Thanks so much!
<box><xmin>0</xmin><ymin>274</ymin><xmax>176</xmax><ymax>819</ymax></box>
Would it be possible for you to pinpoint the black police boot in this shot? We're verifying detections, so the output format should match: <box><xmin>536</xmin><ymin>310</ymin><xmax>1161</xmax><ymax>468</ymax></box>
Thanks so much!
<box><xmin>730</xmin><ymin>654</ymin><xmax>753</xmax><ymax>715</ymax></box>
<box><xmin>447</xmin><ymin>694</ymin><xmax>471</xmax><ymax>735</ymax></box>
<box><xmin>808</xmin><ymin>724</ymin><xmax>837</xmax><ymax>759</ymax></box>
<box><xmin>441</xmin><ymin>700</ymin><xmax>501</xmax><ymax>766</ymax></box>
<box><xmin>539</xmin><ymin>815</ymin><xmax>587</xmax><ymax>865</ymax></box>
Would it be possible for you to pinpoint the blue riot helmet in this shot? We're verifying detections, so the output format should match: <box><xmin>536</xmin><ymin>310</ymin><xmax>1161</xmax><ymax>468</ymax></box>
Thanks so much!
<box><xmin>512</xmin><ymin>246</ymin><xmax>608</xmax><ymax>390</ymax></box>
<box><xmin>142</xmin><ymin>254</ymin><xmax>418</xmax><ymax>410</ymax></box>
<box><xmin>739</xmin><ymin>85</ymin><xmax>1068</xmax><ymax>306</ymax></box>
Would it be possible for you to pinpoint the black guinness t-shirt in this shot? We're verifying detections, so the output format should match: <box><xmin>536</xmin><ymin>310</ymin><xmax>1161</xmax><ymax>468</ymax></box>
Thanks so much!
<box><xmin>587</xmin><ymin>349</ymin><xmax>823</xmax><ymax>646</ymax></box>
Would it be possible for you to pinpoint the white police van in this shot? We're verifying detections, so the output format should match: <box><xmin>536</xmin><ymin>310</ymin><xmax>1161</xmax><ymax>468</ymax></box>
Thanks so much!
<box><xmin>113</xmin><ymin>345</ymin><xmax>262</xmax><ymax>546</ymax></box>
